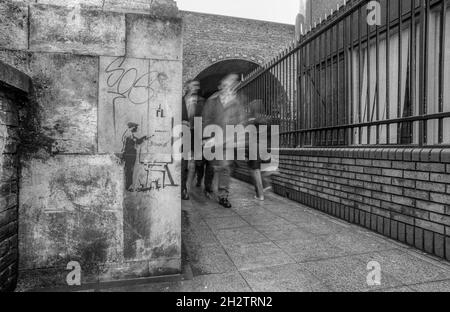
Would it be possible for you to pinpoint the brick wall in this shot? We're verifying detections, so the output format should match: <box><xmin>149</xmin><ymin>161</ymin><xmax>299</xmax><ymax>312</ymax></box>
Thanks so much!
<box><xmin>0</xmin><ymin>60</ymin><xmax>30</xmax><ymax>292</ymax></box>
<box><xmin>246</xmin><ymin>148</ymin><xmax>450</xmax><ymax>261</ymax></box>
<box><xmin>182</xmin><ymin>11</ymin><xmax>295</xmax><ymax>82</ymax></box>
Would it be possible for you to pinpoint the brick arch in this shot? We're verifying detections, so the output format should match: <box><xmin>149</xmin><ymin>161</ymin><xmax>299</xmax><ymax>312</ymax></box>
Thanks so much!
<box><xmin>183</xmin><ymin>55</ymin><xmax>264</xmax><ymax>86</ymax></box>
<box><xmin>182</xmin><ymin>11</ymin><xmax>295</xmax><ymax>83</ymax></box>
<box><xmin>193</xmin><ymin>58</ymin><xmax>260</xmax><ymax>98</ymax></box>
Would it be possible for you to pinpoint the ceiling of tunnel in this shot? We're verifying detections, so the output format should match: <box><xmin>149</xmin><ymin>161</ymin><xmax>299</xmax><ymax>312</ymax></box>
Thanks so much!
<box><xmin>195</xmin><ymin>59</ymin><xmax>260</xmax><ymax>98</ymax></box>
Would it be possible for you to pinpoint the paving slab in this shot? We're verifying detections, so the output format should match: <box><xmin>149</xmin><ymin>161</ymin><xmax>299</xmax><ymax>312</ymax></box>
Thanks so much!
<box><xmin>240</xmin><ymin>264</ymin><xmax>331</xmax><ymax>292</ymax></box>
<box><xmin>255</xmin><ymin>223</ymin><xmax>313</xmax><ymax>242</ymax></box>
<box><xmin>276</xmin><ymin>237</ymin><xmax>351</xmax><ymax>263</ymax></box>
<box><xmin>223</xmin><ymin>242</ymin><xmax>296</xmax><ymax>271</ymax></box>
<box><xmin>204</xmin><ymin>216</ymin><xmax>250</xmax><ymax>232</ymax></box>
<box><xmin>240</xmin><ymin>211</ymin><xmax>291</xmax><ymax>227</ymax></box>
<box><xmin>323</xmin><ymin>231</ymin><xmax>398</xmax><ymax>255</ymax></box>
<box><xmin>356</xmin><ymin>249</ymin><xmax>450</xmax><ymax>286</ymax></box>
<box><xmin>215</xmin><ymin>227</ymin><xmax>270</xmax><ymax>247</ymax></box>
<box><xmin>300</xmin><ymin>255</ymin><xmax>405</xmax><ymax>292</ymax></box>
<box><xmin>186</xmin><ymin>243</ymin><xmax>236</xmax><ymax>276</ymax></box>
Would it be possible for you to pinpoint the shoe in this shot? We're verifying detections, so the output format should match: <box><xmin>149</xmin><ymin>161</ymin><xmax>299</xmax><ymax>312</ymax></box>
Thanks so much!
<box><xmin>182</xmin><ymin>190</ymin><xmax>190</xmax><ymax>201</ymax></box>
<box><xmin>254</xmin><ymin>196</ymin><xmax>265</xmax><ymax>201</ymax></box>
<box><xmin>219</xmin><ymin>198</ymin><xmax>232</xmax><ymax>208</ymax></box>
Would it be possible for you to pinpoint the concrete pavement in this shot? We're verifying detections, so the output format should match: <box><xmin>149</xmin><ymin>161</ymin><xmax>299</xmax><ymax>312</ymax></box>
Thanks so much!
<box><xmin>106</xmin><ymin>179</ymin><xmax>450</xmax><ymax>292</ymax></box>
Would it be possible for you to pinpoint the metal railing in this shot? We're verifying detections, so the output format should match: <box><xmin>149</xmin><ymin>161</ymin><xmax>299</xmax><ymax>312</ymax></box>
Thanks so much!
<box><xmin>238</xmin><ymin>0</ymin><xmax>450</xmax><ymax>148</ymax></box>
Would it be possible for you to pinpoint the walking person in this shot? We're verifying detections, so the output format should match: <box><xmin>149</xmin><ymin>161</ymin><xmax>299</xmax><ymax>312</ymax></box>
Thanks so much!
<box><xmin>245</xmin><ymin>100</ymin><xmax>272</xmax><ymax>201</ymax></box>
<box><xmin>202</xmin><ymin>74</ymin><xmax>246</xmax><ymax>208</ymax></box>
<box><xmin>181</xmin><ymin>79</ymin><xmax>205</xmax><ymax>200</ymax></box>
<box><xmin>195</xmin><ymin>156</ymin><xmax>215</xmax><ymax>196</ymax></box>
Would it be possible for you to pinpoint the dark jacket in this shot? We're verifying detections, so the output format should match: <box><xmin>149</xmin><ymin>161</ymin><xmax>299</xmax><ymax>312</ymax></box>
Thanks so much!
<box><xmin>182</xmin><ymin>94</ymin><xmax>205</xmax><ymax>129</ymax></box>
<box><xmin>202</xmin><ymin>92</ymin><xmax>246</xmax><ymax>139</ymax></box>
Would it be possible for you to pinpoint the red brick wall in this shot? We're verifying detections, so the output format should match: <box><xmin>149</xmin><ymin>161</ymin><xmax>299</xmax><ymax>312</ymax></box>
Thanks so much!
<box><xmin>235</xmin><ymin>148</ymin><xmax>450</xmax><ymax>261</ymax></box>
<box><xmin>0</xmin><ymin>86</ymin><xmax>22</xmax><ymax>292</ymax></box>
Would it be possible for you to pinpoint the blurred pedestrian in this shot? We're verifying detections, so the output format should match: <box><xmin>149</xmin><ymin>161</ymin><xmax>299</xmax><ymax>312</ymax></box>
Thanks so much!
<box><xmin>202</xmin><ymin>74</ymin><xmax>245</xmax><ymax>208</ymax></box>
<box><xmin>245</xmin><ymin>100</ymin><xmax>273</xmax><ymax>201</ymax></box>
<box><xmin>181</xmin><ymin>79</ymin><xmax>205</xmax><ymax>200</ymax></box>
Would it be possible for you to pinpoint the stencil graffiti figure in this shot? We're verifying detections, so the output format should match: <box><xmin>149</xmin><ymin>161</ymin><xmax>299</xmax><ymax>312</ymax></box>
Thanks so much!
<box><xmin>122</xmin><ymin>122</ymin><xmax>149</xmax><ymax>192</ymax></box>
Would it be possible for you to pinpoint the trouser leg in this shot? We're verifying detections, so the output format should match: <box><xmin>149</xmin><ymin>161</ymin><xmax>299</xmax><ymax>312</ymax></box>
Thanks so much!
<box><xmin>181</xmin><ymin>159</ymin><xmax>188</xmax><ymax>192</ymax></box>
<box><xmin>216</xmin><ymin>161</ymin><xmax>231</xmax><ymax>199</ymax></box>
<box><xmin>204</xmin><ymin>161</ymin><xmax>215</xmax><ymax>193</ymax></box>
<box><xmin>251</xmin><ymin>169</ymin><xmax>264</xmax><ymax>198</ymax></box>
<box><xmin>186</xmin><ymin>160</ymin><xmax>196</xmax><ymax>193</ymax></box>
<box><xmin>262</xmin><ymin>171</ymin><xmax>272</xmax><ymax>190</ymax></box>
<box><xmin>195</xmin><ymin>160</ymin><xmax>205</xmax><ymax>185</ymax></box>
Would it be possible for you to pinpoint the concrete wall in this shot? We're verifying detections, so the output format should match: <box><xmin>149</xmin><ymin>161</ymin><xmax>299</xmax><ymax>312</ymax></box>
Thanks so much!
<box><xmin>182</xmin><ymin>11</ymin><xmax>295</xmax><ymax>83</ymax></box>
<box><xmin>0</xmin><ymin>60</ymin><xmax>30</xmax><ymax>292</ymax></box>
<box><xmin>0</xmin><ymin>0</ymin><xmax>183</xmax><ymax>290</ymax></box>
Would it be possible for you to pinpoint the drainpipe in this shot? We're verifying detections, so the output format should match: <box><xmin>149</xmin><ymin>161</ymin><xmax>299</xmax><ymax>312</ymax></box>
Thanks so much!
<box><xmin>295</xmin><ymin>0</ymin><xmax>308</xmax><ymax>40</ymax></box>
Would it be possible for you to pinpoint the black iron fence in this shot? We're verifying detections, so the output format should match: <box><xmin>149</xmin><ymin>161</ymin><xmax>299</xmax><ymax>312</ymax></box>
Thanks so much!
<box><xmin>238</xmin><ymin>0</ymin><xmax>450</xmax><ymax>148</ymax></box>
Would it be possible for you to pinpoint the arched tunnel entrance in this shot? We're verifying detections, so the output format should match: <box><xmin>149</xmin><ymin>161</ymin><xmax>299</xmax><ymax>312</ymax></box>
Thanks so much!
<box><xmin>195</xmin><ymin>59</ymin><xmax>260</xmax><ymax>99</ymax></box>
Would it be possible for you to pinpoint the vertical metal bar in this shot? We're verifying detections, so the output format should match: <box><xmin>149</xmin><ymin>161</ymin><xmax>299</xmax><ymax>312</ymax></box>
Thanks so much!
<box><xmin>288</xmin><ymin>51</ymin><xmax>292</xmax><ymax>146</ymax></box>
<box><xmin>375</xmin><ymin>3</ymin><xmax>380</xmax><ymax>144</ymax></box>
<box><xmin>350</xmin><ymin>10</ymin><xmax>355</xmax><ymax>145</ymax></box>
<box><xmin>367</xmin><ymin>8</ymin><xmax>372</xmax><ymax>145</ymax></box>
<box><xmin>281</xmin><ymin>55</ymin><xmax>285</xmax><ymax>145</ymax></box>
<box><xmin>329</xmin><ymin>25</ymin><xmax>333</xmax><ymax>146</ymax></box>
<box><xmin>438</xmin><ymin>0</ymin><xmax>446</xmax><ymax>143</ymax></box>
<box><xmin>342</xmin><ymin>13</ymin><xmax>353</xmax><ymax>145</ymax></box>
<box><xmin>297</xmin><ymin>48</ymin><xmax>300</xmax><ymax>144</ymax></box>
<box><xmin>273</xmin><ymin>61</ymin><xmax>276</xmax><ymax>124</ymax></box>
<box><xmin>265</xmin><ymin>69</ymin><xmax>268</xmax><ymax>116</ymax></box>
<box><xmin>397</xmin><ymin>0</ymin><xmax>403</xmax><ymax>144</ymax></box>
<box><xmin>386</xmin><ymin>0</ymin><xmax>391</xmax><ymax>144</ymax></box>
<box><xmin>418</xmin><ymin>0</ymin><xmax>429</xmax><ymax>146</ymax></box>
<box><xmin>410</xmin><ymin>0</ymin><xmax>417</xmax><ymax>144</ymax></box>
<box><xmin>336</xmin><ymin>22</ymin><xmax>340</xmax><ymax>145</ymax></box>
<box><xmin>295</xmin><ymin>51</ymin><xmax>298</xmax><ymax>138</ymax></box>
<box><xmin>358</xmin><ymin>5</ymin><xmax>363</xmax><ymax>145</ymax></box>
<box><xmin>324</xmin><ymin>28</ymin><xmax>329</xmax><ymax>146</ymax></box>
<box><xmin>278</xmin><ymin>57</ymin><xmax>282</xmax><ymax>144</ymax></box>
<box><xmin>321</xmin><ymin>31</ymin><xmax>325</xmax><ymax>146</ymax></box>
<box><xmin>284</xmin><ymin>54</ymin><xmax>287</xmax><ymax>146</ymax></box>
<box><xmin>313</xmin><ymin>38</ymin><xmax>317</xmax><ymax>146</ymax></box>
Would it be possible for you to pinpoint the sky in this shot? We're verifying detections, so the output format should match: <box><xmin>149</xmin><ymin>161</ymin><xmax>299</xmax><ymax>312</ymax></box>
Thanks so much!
<box><xmin>176</xmin><ymin>0</ymin><xmax>299</xmax><ymax>25</ymax></box>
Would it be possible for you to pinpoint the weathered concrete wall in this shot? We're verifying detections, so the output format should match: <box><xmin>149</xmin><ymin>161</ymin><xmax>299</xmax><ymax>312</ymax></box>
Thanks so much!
<box><xmin>182</xmin><ymin>11</ymin><xmax>295</xmax><ymax>83</ymax></box>
<box><xmin>0</xmin><ymin>0</ymin><xmax>182</xmax><ymax>290</ymax></box>
<box><xmin>0</xmin><ymin>60</ymin><xmax>30</xmax><ymax>292</ymax></box>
